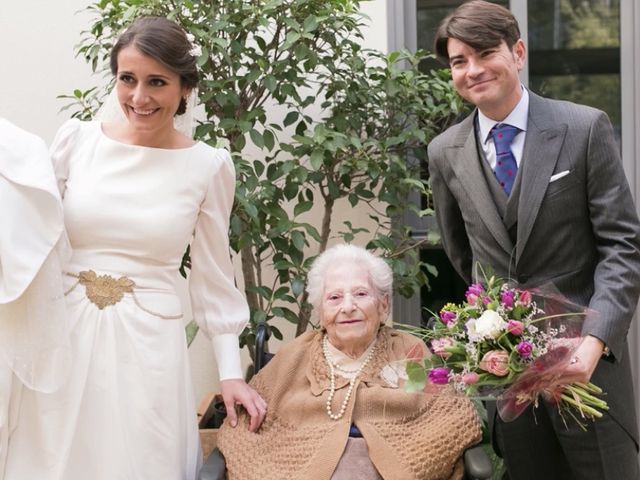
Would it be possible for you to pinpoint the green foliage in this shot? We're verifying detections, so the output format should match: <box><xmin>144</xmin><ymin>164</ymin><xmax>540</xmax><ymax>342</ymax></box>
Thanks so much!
<box><xmin>560</xmin><ymin>0</ymin><xmax>619</xmax><ymax>48</ymax></box>
<box><xmin>64</xmin><ymin>0</ymin><xmax>465</xmax><ymax>350</ymax></box>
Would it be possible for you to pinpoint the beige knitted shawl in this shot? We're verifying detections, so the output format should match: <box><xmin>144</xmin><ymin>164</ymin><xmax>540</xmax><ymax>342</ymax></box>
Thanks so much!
<box><xmin>217</xmin><ymin>327</ymin><xmax>482</xmax><ymax>480</ymax></box>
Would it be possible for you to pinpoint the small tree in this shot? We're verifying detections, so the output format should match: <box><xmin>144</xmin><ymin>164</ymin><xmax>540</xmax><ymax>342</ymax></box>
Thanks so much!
<box><xmin>63</xmin><ymin>0</ymin><xmax>465</xmax><ymax>353</ymax></box>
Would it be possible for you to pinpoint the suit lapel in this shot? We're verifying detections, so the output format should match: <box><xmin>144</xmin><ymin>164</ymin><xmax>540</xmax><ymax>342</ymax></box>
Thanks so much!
<box><xmin>516</xmin><ymin>93</ymin><xmax>568</xmax><ymax>262</ymax></box>
<box><xmin>448</xmin><ymin>113</ymin><xmax>514</xmax><ymax>255</ymax></box>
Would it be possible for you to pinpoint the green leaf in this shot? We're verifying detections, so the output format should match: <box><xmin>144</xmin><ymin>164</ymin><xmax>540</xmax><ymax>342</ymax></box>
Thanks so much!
<box><xmin>263</xmin><ymin>129</ymin><xmax>275</xmax><ymax>151</ymax></box>
<box><xmin>283</xmin><ymin>180</ymin><xmax>298</xmax><ymax>200</ymax></box>
<box><xmin>185</xmin><ymin>319</ymin><xmax>199</xmax><ymax>347</ymax></box>
<box><xmin>291</xmin><ymin>230</ymin><xmax>305</xmax><ymax>251</ymax></box>
<box><xmin>291</xmin><ymin>277</ymin><xmax>305</xmax><ymax>297</ymax></box>
<box><xmin>244</xmin><ymin>69</ymin><xmax>261</xmax><ymax>84</ymax></box>
<box><xmin>233</xmin><ymin>134</ymin><xmax>246</xmax><ymax>151</ymax></box>
<box><xmin>269</xmin><ymin>325</ymin><xmax>284</xmax><ymax>340</ymax></box>
<box><xmin>249</xmin><ymin>129</ymin><xmax>264</xmax><ymax>148</ymax></box>
<box><xmin>254</xmin><ymin>161</ymin><xmax>265</xmax><ymax>177</ymax></box>
<box><xmin>293</xmin><ymin>200</ymin><xmax>313</xmax><ymax>217</ymax></box>
<box><xmin>303</xmin><ymin>15</ymin><xmax>319</xmax><ymax>33</ymax></box>
<box><xmin>310</xmin><ymin>149</ymin><xmax>324</xmax><ymax>170</ymax></box>
<box><xmin>252</xmin><ymin>310</ymin><xmax>267</xmax><ymax>324</ymax></box>
<box><xmin>264</xmin><ymin>75</ymin><xmax>277</xmax><ymax>93</ymax></box>
<box><xmin>273</xmin><ymin>286</ymin><xmax>290</xmax><ymax>299</ymax></box>
<box><xmin>405</xmin><ymin>361</ymin><xmax>427</xmax><ymax>393</ymax></box>
<box><xmin>294</xmin><ymin>43</ymin><xmax>308</xmax><ymax>60</ymax></box>
<box><xmin>283</xmin><ymin>31</ymin><xmax>301</xmax><ymax>48</ymax></box>
<box><xmin>283</xmin><ymin>111</ymin><xmax>299</xmax><ymax>127</ymax></box>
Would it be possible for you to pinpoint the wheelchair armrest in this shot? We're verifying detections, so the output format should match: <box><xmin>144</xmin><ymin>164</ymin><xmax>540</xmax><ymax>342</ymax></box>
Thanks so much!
<box><xmin>254</xmin><ymin>322</ymin><xmax>271</xmax><ymax>372</ymax></box>
<box><xmin>463</xmin><ymin>443</ymin><xmax>492</xmax><ymax>480</ymax></box>
<box><xmin>198</xmin><ymin>448</ymin><xmax>226</xmax><ymax>480</ymax></box>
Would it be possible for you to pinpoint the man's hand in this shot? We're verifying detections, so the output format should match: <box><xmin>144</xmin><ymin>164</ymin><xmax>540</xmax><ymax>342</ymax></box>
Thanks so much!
<box><xmin>220</xmin><ymin>378</ymin><xmax>267</xmax><ymax>432</ymax></box>
<box><xmin>561</xmin><ymin>335</ymin><xmax>605</xmax><ymax>384</ymax></box>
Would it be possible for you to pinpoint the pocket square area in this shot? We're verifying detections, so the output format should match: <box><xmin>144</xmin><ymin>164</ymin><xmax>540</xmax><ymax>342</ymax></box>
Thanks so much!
<box><xmin>550</xmin><ymin>170</ymin><xmax>570</xmax><ymax>183</ymax></box>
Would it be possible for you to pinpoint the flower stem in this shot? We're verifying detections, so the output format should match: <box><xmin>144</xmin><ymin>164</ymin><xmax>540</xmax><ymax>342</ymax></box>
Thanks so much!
<box><xmin>559</xmin><ymin>393</ymin><xmax>604</xmax><ymax>418</ymax></box>
<box><xmin>564</xmin><ymin>385</ymin><xmax>609</xmax><ymax>410</ymax></box>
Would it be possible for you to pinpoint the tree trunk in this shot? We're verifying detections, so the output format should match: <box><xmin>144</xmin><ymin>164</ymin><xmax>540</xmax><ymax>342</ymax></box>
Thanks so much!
<box><xmin>241</xmin><ymin>243</ymin><xmax>259</xmax><ymax>312</ymax></box>
<box><xmin>296</xmin><ymin>195</ymin><xmax>334</xmax><ymax>335</ymax></box>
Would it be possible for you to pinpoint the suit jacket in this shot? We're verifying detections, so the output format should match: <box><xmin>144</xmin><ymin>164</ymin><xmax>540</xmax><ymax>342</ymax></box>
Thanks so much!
<box><xmin>427</xmin><ymin>91</ymin><xmax>640</xmax><ymax>447</ymax></box>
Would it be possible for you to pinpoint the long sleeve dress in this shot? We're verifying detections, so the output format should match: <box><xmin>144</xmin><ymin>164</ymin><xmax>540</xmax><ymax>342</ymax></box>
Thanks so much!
<box><xmin>0</xmin><ymin>118</ymin><xmax>70</xmax><ymax>478</ymax></box>
<box><xmin>3</xmin><ymin>119</ymin><xmax>249</xmax><ymax>480</ymax></box>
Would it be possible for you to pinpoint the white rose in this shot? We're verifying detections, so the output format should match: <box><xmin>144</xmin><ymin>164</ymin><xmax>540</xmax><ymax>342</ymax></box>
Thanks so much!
<box><xmin>471</xmin><ymin>310</ymin><xmax>506</xmax><ymax>339</ymax></box>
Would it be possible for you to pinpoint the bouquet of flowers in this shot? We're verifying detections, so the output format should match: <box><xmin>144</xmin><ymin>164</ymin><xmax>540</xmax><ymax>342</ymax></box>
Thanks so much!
<box><xmin>405</xmin><ymin>274</ymin><xmax>608</xmax><ymax>429</ymax></box>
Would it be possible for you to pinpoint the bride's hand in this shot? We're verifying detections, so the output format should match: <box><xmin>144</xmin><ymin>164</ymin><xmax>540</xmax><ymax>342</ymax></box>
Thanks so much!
<box><xmin>220</xmin><ymin>378</ymin><xmax>267</xmax><ymax>432</ymax></box>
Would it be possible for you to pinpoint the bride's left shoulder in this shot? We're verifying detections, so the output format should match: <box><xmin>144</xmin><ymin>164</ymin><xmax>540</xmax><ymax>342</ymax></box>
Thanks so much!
<box><xmin>198</xmin><ymin>143</ymin><xmax>233</xmax><ymax>167</ymax></box>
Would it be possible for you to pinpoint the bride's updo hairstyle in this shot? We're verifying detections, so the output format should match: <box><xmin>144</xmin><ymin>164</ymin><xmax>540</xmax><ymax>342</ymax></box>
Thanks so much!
<box><xmin>110</xmin><ymin>16</ymin><xmax>199</xmax><ymax>115</ymax></box>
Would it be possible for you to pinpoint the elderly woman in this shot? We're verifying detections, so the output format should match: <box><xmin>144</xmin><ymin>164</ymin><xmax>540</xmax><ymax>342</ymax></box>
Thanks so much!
<box><xmin>217</xmin><ymin>244</ymin><xmax>482</xmax><ymax>479</ymax></box>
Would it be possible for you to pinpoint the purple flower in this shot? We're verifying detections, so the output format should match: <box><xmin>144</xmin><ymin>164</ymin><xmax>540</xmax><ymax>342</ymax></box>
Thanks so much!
<box><xmin>466</xmin><ymin>283</ymin><xmax>484</xmax><ymax>303</ymax></box>
<box><xmin>516</xmin><ymin>341</ymin><xmax>534</xmax><ymax>358</ymax></box>
<box><xmin>507</xmin><ymin>320</ymin><xmax>525</xmax><ymax>336</ymax></box>
<box><xmin>501</xmin><ymin>290</ymin><xmax>515</xmax><ymax>308</ymax></box>
<box><xmin>482</xmin><ymin>296</ymin><xmax>492</xmax><ymax>305</ymax></box>
<box><xmin>428</xmin><ymin>367</ymin><xmax>450</xmax><ymax>385</ymax></box>
<box><xmin>439</xmin><ymin>310</ymin><xmax>457</xmax><ymax>326</ymax></box>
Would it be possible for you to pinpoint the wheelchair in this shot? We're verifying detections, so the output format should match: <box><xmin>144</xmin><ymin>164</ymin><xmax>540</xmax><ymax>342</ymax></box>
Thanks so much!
<box><xmin>198</xmin><ymin>323</ymin><xmax>493</xmax><ymax>480</ymax></box>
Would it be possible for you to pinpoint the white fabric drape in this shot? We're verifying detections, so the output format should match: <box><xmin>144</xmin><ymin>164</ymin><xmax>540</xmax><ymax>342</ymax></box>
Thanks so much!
<box><xmin>0</xmin><ymin>118</ymin><xmax>71</xmax><ymax>393</ymax></box>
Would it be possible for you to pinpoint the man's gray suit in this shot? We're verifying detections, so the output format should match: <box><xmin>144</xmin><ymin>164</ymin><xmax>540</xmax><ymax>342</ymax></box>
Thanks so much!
<box><xmin>428</xmin><ymin>91</ymin><xmax>640</xmax><ymax>478</ymax></box>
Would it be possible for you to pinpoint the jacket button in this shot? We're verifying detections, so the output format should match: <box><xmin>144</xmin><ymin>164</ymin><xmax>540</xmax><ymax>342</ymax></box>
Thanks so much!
<box><xmin>517</xmin><ymin>274</ymin><xmax>530</xmax><ymax>283</ymax></box>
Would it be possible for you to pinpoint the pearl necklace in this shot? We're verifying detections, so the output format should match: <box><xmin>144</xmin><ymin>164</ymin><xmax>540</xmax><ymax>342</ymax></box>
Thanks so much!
<box><xmin>322</xmin><ymin>335</ymin><xmax>376</xmax><ymax>421</ymax></box>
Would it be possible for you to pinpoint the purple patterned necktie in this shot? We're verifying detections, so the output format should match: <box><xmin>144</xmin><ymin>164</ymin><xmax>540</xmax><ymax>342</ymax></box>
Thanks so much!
<box><xmin>490</xmin><ymin>123</ymin><xmax>521</xmax><ymax>195</ymax></box>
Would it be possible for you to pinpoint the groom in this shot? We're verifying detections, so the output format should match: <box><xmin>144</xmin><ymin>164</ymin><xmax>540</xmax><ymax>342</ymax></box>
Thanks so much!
<box><xmin>0</xmin><ymin>118</ymin><xmax>70</xmax><ymax>478</ymax></box>
<box><xmin>428</xmin><ymin>1</ymin><xmax>640</xmax><ymax>478</ymax></box>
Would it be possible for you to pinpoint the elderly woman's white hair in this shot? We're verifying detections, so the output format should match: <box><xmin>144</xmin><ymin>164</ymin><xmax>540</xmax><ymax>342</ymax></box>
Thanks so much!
<box><xmin>306</xmin><ymin>244</ymin><xmax>393</xmax><ymax>320</ymax></box>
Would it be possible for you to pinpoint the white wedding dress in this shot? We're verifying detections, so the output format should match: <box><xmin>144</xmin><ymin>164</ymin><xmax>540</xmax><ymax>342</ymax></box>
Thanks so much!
<box><xmin>4</xmin><ymin>120</ymin><xmax>249</xmax><ymax>480</ymax></box>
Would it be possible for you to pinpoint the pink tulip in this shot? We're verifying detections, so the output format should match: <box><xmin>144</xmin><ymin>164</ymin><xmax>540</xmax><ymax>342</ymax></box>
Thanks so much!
<box><xmin>462</xmin><ymin>372</ymin><xmax>480</xmax><ymax>385</ymax></box>
<box><xmin>431</xmin><ymin>337</ymin><xmax>456</xmax><ymax>359</ymax></box>
<box><xmin>465</xmin><ymin>283</ymin><xmax>484</xmax><ymax>305</ymax></box>
<box><xmin>518</xmin><ymin>290</ymin><xmax>532</xmax><ymax>306</ymax></box>
<box><xmin>507</xmin><ymin>320</ymin><xmax>525</xmax><ymax>336</ymax></box>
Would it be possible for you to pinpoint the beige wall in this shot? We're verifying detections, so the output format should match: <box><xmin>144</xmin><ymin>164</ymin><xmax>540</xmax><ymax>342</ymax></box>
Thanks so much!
<box><xmin>0</xmin><ymin>0</ymin><xmax>95</xmax><ymax>142</ymax></box>
<box><xmin>1</xmin><ymin>0</ymin><xmax>391</xmax><ymax>402</ymax></box>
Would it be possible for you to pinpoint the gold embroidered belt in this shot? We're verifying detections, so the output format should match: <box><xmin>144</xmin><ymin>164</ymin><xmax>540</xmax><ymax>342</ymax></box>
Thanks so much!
<box><xmin>64</xmin><ymin>270</ymin><xmax>183</xmax><ymax>320</ymax></box>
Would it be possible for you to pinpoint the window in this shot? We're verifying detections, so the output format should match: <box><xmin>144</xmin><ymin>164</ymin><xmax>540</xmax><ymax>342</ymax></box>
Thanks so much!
<box><xmin>528</xmin><ymin>0</ymin><xmax>621</xmax><ymax>143</ymax></box>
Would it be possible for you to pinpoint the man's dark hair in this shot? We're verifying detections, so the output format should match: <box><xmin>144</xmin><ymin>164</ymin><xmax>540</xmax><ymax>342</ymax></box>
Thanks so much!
<box><xmin>433</xmin><ymin>0</ymin><xmax>521</xmax><ymax>65</ymax></box>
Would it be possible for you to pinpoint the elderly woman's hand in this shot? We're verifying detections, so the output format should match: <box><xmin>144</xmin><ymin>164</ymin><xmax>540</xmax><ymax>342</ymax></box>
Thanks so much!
<box><xmin>220</xmin><ymin>379</ymin><xmax>267</xmax><ymax>432</ymax></box>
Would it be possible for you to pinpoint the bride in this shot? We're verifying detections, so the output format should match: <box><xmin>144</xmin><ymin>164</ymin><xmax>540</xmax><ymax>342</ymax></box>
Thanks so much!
<box><xmin>3</xmin><ymin>16</ymin><xmax>265</xmax><ymax>480</ymax></box>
